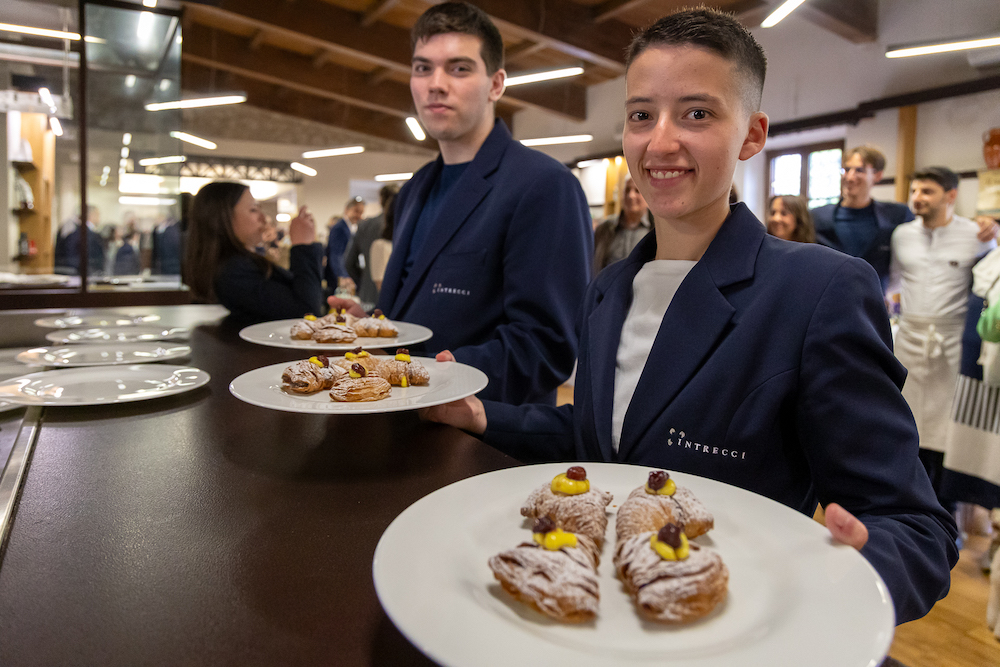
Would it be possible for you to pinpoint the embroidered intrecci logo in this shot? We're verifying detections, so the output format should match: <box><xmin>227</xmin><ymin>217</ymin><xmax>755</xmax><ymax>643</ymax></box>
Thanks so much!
<box><xmin>431</xmin><ymin>282</ymin><xmax>470</xmax><ymax>296</ymax></box>
<box><xmin>949</xmin><ymin>260</ymin><xmax>959</xmax><ymax>267</ymax></box>
<box><xmin>667</xmin><ymin>427</ymin><xmax>747</xmax><ymax>460</ymax></box>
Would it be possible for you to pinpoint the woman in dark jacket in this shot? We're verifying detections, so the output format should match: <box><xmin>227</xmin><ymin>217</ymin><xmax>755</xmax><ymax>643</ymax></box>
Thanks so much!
<box><xmin>183</xmin><ymin>181</ymin><xmax>323</xmax><ymax>321</ymax></box>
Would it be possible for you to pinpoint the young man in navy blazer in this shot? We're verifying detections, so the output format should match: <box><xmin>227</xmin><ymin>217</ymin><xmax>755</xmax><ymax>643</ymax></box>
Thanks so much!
<box><xmin>428</xmin><ymin>8</ymin><xmax>959</xmax><ymax>624</ymax></box>
<box><xmin>329</xmin><ymin>2</ymin><xmax>593</xmax><ymax>406</ymax></box>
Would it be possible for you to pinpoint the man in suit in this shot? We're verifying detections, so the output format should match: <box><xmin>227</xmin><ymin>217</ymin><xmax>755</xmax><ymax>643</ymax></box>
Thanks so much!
<box><xmin>428</xmin><ymin>7</ymin><xmax>958</xmax><ymax>624</ymax></box>
<box><xmin>345</xmin><ymin>184</ymin><xmax>398</xmax><ymax>308</ymax></box>
<box><xmin>330</xmin><ymin>2</ymin><xmax>593</xmax><ymax>405</ymax></box>
<box><xmin>324</xmin><ymin>196</ymin><xmax>365</xmax><ymax>295</ymax></box>
<box><xmin>812</xmin><ymin>145</ymin><xmax>914</xmax><ymax>288</ymax></box>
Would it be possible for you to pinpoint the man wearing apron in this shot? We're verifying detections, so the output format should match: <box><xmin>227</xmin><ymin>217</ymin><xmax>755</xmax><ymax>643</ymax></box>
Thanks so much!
<box><xmin>890</xmin><ymin>166</ymin><xmax>995</xmax><ymax>510</ymax></box>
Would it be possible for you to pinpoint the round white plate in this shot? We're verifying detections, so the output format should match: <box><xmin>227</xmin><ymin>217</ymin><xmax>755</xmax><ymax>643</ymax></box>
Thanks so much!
<box><xmin>373</xmin><ymin>462</ymin><xmax>895</xmax><ymax>667</ymax></box>
<box><xmin>229</xmin><ymin>356</ymin><xmax>488</xmax><ymax>414</ymax></box>
<box><xmin>0</xmin><ymin>400</ymin><xmax>22</xmax><ymax>414</ymax></box>
<box><xmin>239</xmin><ymin>318</ymin><xmax>433</xmax><ymax>351</ymax></box>
<box><xmin>44</xmin><ymin>325</ymin><xmax>189</xmax><ymax>345</ymax></box>
<box><xmin>16</xmin><ymin>342</ymin><xmax>192</xmax><ymax>367</ymax></box>
<box><xmin>0</xmin><ymin>365</ymin><xmax>210</xmax><ymax>406</ymax></box>
<box><xmin>34</xmin><ymin>313</ymin><xmax>161</xmax><ymax>328</ymax></box>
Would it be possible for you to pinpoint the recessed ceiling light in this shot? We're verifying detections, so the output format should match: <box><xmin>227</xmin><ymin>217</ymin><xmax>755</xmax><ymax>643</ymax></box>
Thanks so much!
<box><xmin>405</xmin><ymin>117</ymin><xmax>426</xmax><ymax>141</ymax></box>
<box><xmin>290</xmin><ymin>162</ymin><xmax>318</xmax><ymax>176</ymax></box>
<box><xmin>374</xmin><ymin>173</ymin><xmax>413</xmax><ymax>182</ymax></box>
<box><xmin>301</xmin><ymin>146</ymin><xmax>365</xmax><ymax>159</ymax></box>
<box><xmin>170</xmin><ymin>131</ymin><xmax>217</xmax><ymax>150</ymax></box>
<box><xmin>506</xmin><ymin>67</ymin><xmax>584</xmax><ymax>87</ymax></box>
<box><xmin>761</xmin><ymin>0</ymin><xmax>808</xmax><ymax>28</ymax></box>
<box><xmin>886</xmin><ymin>34</ymin><xmax>1000</xmax><ymax>58</ymax></box>
<box><xmin>520</xmin><ymin>134</ymin><xmax>593</xmax><ymax>147</ymax></box>
<box><xmin>145</xmin><ymin>95</ymin><xmax>246</xmax><ymax>111</ymax></box>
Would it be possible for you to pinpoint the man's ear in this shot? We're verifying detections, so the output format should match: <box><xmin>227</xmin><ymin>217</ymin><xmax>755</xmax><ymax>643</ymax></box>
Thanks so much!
<box><xmin>946</xmin><ymin>188</ymin><xmax>959</xmax><ymax>205</ymax></box>
<box><xmin>489</xmin><ymin>69</ymin><xmax>507</xmax><ymax>102</ymax></box>
<box><xmin>738</xmin><ymin>111</ymin><xmax>768</xmax><ymax>161</ymax></box>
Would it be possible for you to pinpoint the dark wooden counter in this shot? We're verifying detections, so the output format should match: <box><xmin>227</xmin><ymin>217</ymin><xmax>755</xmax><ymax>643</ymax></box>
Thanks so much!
<box><xmin>0</xmin><ymin>308</ymin><xmax>518</xmax><ymax>666</ymax></box>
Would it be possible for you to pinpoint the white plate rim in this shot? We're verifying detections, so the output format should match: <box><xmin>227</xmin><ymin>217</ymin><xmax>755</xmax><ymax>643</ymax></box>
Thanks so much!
<box><xmin>0</xmin><ymin>364</ymin><xmax>210</xmax><ymax>406</ymax></box>
<box><xmin>15</xmin><ymin>342</ymin><xmax>192</xmax><ymax>367</ymax></box>
<box><xmin>229</xmin><ymin>357</ymin><xmax>487</xmax><ymax>414</ymax></box>
<box><xmin>238</xmin><ymin>318</ymin><xmax>433</xmax><ymax>351</ymax></box>
<box><xmin>44</xmin><ymin>325</ymin><xmax>189</xmax><ymax>344</ymax></box>
<box><xmin>372</xmin><ymin>462</ymin><xmax>895</xmax><ymax>667</ymax></box>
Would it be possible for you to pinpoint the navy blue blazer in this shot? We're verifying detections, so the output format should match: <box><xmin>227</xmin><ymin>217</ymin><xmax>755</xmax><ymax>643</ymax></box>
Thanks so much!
<box><xmin>377</xmin><ymin>120</ymin><xmax>593</xmax><ymax>405</ymax></box>
<box><xmin>214</xmin><ymin>243</ymin><xmax>324</xmax><ymax>323</ymax></box>
<box><xmin>813</xmin><ymin>199</ymin><xmax>914</xmax><ymax>286</ymax></box>
<box><xmin>325</xmin><ymin>218</ymin><xmax>353</xmax><ymax>285</ymax></box>
<box><xmin>485</xmin><ymin>204</ymin><xmax>958</xmax><ymax>623</ymax></box>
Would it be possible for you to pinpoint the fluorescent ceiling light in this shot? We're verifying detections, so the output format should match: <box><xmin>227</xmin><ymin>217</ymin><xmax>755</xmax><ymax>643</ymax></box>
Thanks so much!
<box><xmin>170</xmin><ymin>131</ymin><xmax>217</xmax><ymax>150</ymax></box>
<box><xmin>137</xmin><ymin>12</ymin><xmax>155</xmax><ymax>40</ymax></box>
<box><xmin>49</xmin><ymin>117</ymin><xmax>63</xmax><ymax>137</ymax></box>
<box><xmin>301</xmin><ymin>146</ymin><xmax>365</xmax><ymax>158</ymax></box>
<box><xmin>575</xmin><ymin>159</ymin><xmax>604</xmax><ymax>168</ymax></box>
<box><xmin>125</xmin><ymin>74</ymin><xmax>136</xmax><ymax>88</ymax></box>
<box><xmin>121</xmin><ymin>147</ymin><xmax>129</xmax><ymax>158</ymax></box>
<box><xmin>0</xmin><ymin>22</ymin><xmax>104</xmax><ymax>43</ymax></box>
<box><xmin>122</xmin><ymin>132</ymin><xmax>132</xmax><ymax>146</ymax></box>
<box><xmin>145</xmin><ymin>95</ymin><xmax>246</xmax><ymax>111</ymax></box>
<box><xmin>143</xmin><ymin>0</ymin><xmax>158</xmax><ymax>7</ymax></box>
<box><xmin>38</xmin><ymin>87</ymin><xmax>55</xmax><ymax>109</ymax></box>
<box><xmin>275</xmin><ymin>213</ymin><xmax>291</xmax><ymax>223</ymax></box>
<box><xmin>405</xmin><ymin>117</ymin><xmax>426</xmax><ymax>141</ymax></box>
<box><xmin>290</xmin><ymin>162</ymin><xmax>317</xmax><ymax>176</ymax></box>
<box><xmin>761</xmin><ymin>0</ymin><xmax>808</xmax><ymax>28</ymax></box>
<box><xmin>119</xmin><ymin>173</ymin><xmax>164</xmax><ymax>195</ymax></box>
<box><xmin>138</xmin><ymin>155</ymin><xmax>186</xmax><ymax>166</ymax></box>
<box><xmin>886</xmin><ymin>34</ymin><xmax>1000</xmax><ymax>58</ymax></box>
<box><xmin>506</xmin><ymin>67</ymin><xmax>584</xmax><ymax>87</ymax></box>
<box><xmin>520</xmin><ymin>134</ymin><xmax>593</xmax><ymax>147</ymax></box>
<box><xmin>119</xmin><ymin>196</ymin><xmax>176</xmax><ymax>206</ymax></box>
<box><xmin>158</xmin><ymin>79</ymin><xmax>170</xmax><ymax>91</ymax></box>
<box><xmin>375</xmin><ymin>173</ymin><xmax>413</xmax><ymax>182</ymax></box>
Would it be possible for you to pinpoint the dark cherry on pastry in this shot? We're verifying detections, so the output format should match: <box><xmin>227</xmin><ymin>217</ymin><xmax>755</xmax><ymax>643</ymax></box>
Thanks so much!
<box><xmin>615</xmin><ymin>472</ymin><xmax>714</xmax><ymax>543</ymax></box>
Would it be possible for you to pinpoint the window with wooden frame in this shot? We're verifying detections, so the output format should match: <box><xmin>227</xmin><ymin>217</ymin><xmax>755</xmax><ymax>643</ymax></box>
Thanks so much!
<box><xmin>766</xmin><ymin>140</ymin><xmax>845</xmax><ymax>209</ymax></box>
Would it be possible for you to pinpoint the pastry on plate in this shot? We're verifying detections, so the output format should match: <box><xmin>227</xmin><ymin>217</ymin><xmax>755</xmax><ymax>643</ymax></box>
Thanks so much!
<box><xmin>614</xmin><ymin>522</ymin><xmax>728</xmax><ymax>624</ymax></box>
<box><xmin>615</xmin><ymin>470</ymin><xmax>714</xmax><ymax>542</ymax></box>
<box><xmin>312</xmin><ymin>324</ymin><xmax>357</xmax><ymax>344</ymax></box>
<box><xmin>371</xmin><ymin>349</ymin><xmax>429</xmax><ymax>387</ymax></box>
<box><xmin>488</xmin><ymin>517</ymin><xmax>600</xmax><ymax>623</ymax></box>
<box><xmin>520</xmin><ymin>466</ymin><xmax>613</xmax><ymax>549</ymax></box>
<box><xmin>281</xmin><ymin>355</ymin><xmax>347</xmax><ymax>394</ymax></box>
<box><xmin>353</xmin><ymin>309</ymin><xmax>399</xmax><ymax>338</ymax></box>
<box><xmin>316</xmin><ymin>310</ymin><xmax>359</xmax><ymax>328</ymax></box>
<box><xmin>290</xmin><ymin>315</ymin><xmax>319</xmax><ymax>340</ymax></box>
<box><xmin>329</xmin><ymin>362</ymin><xmax>391</xmax><ymax>402</ymax></box>
<box><xmin>333</xmin><ymin>347</ymin><xmax>381</xmax><ymax>374</ymax></box>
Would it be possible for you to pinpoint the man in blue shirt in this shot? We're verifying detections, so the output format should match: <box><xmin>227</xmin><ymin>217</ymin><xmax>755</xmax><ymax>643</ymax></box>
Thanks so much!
<box><xmin>330</xmin><ymin>2</ymin><xmax>593</xmax><ymax>406</ymax></box>
<box><xmin>325</xmin><ymin>196</ymin><xmax>365</xmax><ymax>295</ymax></box>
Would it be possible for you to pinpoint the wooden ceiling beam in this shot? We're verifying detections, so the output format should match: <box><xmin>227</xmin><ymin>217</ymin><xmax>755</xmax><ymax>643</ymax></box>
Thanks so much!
<box><xmin>184</xmin><ymin>0</ymin><xmax>594</xmax><ymax>116</ymax></box>
<box><xmin>797</xmin><ymin>0</ymin><xmax>878</xmax><ymax>43</ymax></box>
<box><xmin>248</xmin><ymin>29</ymin><xmax>266</xmax><ymax>50</ymax></box>
<box><xmin>361</xmin><ymin>0</ymin><xmax>401</xmax><ymax>28</ymax></box>
<box><xmin>591</xmin><ymin>0</ymin><xmax>650</xmax><ymax>24</ymax></box>
<box><xmin>182</xmin><ymin>62</ymin><xmax>431</xmax><ymax>149</ymax></box>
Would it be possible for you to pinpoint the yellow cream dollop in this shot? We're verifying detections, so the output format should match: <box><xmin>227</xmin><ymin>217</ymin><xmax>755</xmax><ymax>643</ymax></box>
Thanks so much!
<box><xmin>532</xmin><ymin>528</ymin><xmax>578</xmax><ymax>551</ymax></box>
<box><xmin>304</xmin><ymin>314</ymin><xmax>317</xmax><ymax>321</ymax></box>
<box><xmin>650</xmin><ymin>532</ymin><xmax>689</xmax><ymax>561</ymax></box>
<box><xmin>551</xmin><ymin>473</ymin><xmax>589</xmax><ymax>495</ymax></box>
<box><xmin>378</xmin><ymin>314</ymin><xmax>386</xmax><ymax>320</ymax></box>
<box><xmin>400</xmin><ymin>375</ymin><xmax>408</xmax><ymax>388</ymax></box>
<box><xmin>308</xmin><ymin>356</ymin><xmax>323</xmax><ymax>367</ymax></box>
<box><xmin>349</xmin><ymin>369</ymin><xmax>362</xmax><ymax>379</ymax></box>
<box><xmin>645</xmin><ymin>478</ymin><xmax>677</xmax><ymax>496</ymax></box>
<box><xmin>395</xmin><ymin>352</ymin><xmax>411</xmax><ymax>362</ymax></box>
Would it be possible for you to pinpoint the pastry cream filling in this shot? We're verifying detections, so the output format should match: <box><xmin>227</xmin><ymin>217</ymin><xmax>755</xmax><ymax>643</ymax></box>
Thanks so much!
<box><xmin>349</xmin><ymin>370</ymin><xmax>362</xmax><ymax>378</ymax></box>
<box><xmin>304</xmin><ymin>314</ymin><xmax>317</xmax><ymax>321</ymax></box>
<box><xmin>378</xmin><ymin>314</ymin><xmax>386</xmax><ymax>320</ymax></box>
<box><xmin>308</xmin><ymin>356</ymin><xmax>323</xmax><ymax>367</ymax></box>
<box><xmin>400</xmin><ymin>376</ymin><xmax>408</xmax><ymax>388</ymax></box>
<box><xmin>345</xmin><ymin>351</ymin><xmax>370</xmax><ymax>360</ymax></box>
<box><xmin>650</xmin><ymin>533</ymin><xmax>689</xmax><ymax>561</ymax></box>
<box><xmin>533</xmin><ymin>528</ymin><xmax>578</xmax><ymax>550</ymax></box>
<box><xmin>551</xmin><ymin>473</ymin><xmax>590</xmax><ymax>495</ymax></box>
<box><xmin>645</xmin><ymin>478</ymin><xmax>677</xmax><ymax>496</ymax></box>
<box><xmin>395</xmin><ymin>353</ymin><xmax>411</xmax><ymax>362</ymax></box>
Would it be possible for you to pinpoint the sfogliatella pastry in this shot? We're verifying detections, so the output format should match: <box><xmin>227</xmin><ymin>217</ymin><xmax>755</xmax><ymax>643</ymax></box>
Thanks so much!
<box><xmin>371</xmin><ymin>348</ymin><xmax>429</xmax><ymax>387</ymax></box>
<box><xmin>520</xmin><ymin>466</ymin><xmax>613</xmax><ymax>549</ymax></box>
<box><xmin>353</xmin><ymin>309</ymin><xmax>399</xmax><ymax>338</ymax></box>
<box><xmin>281</xmin><ymin>355</ymin><xmax>347</xmax><ymax>394</ymax></box>
<box><xmin>333</xmin><ymin>347</ymin><xmax>380</xmax><ymax>374</ymax></box>
<box><xmin>290</xmin><ymin>314</ymin><xmax>319</xmax><ymax>340</ymax></box>
<box><xmin>488</xmin><ymin>517</ymin><xmax>600</xmax><ymax>623</ymax></box>
<box><xmin>615</xmin><ymin>470</ymin><xmax>714</xmax><ymax>543</ymax></box>
<box><xmin>329</xmin><ymin>362</ymin><xmax>391</xmax><ymax>402</ymax></box>
<box><xmin>312</xmin><ymin>324</ymin><xmax>357</xmax><ymax>344</ymax></box>
<box><xmin>316</xmin><ymin>309</ymin><xmax>359</xmax><ymax>328</ymax></box>
<box><xmin>614</xmin><ymin>522</ymin><xmax>728</xmax><ymax>624</ymax></box>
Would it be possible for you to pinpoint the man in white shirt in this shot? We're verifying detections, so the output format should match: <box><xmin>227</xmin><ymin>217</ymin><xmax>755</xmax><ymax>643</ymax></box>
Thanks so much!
<box><xmin>890</xmin><ymin>166</ymin><xmax>995</xmax><ymax>504</ymax></box>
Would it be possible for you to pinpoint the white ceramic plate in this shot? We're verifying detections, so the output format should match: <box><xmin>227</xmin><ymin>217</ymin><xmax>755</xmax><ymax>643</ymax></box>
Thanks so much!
<box><xmin>229</xmin><ymin>356</ymin><xmax>487</xmax><ymax>414</ymax></box>
<box><xmin>34</xmin><ymin>313</ymin><xmax>161</xmax><ymax>328</ymax></box>
<box><xmin>16</xmin><ymin>342</ymin><xmax>191</xmax><ymax>367</ymax></box>
<box><xmin>0</xmin><ymin>365</ymin><xmax>210</xmax><ymax>406</ymax></box>
<box><xmin>238</xmin><ymin>318</ymin><xmax>433</xmax><ymax>351</ymax></box>
<box><xmin>44</xmin><ymin>325</ymin><xmax>189</xmax><ymax>345</ymax></box>
<box><xmin>0</xmin><ymin>401</ymin><xmax>22</xmax><ymax>414</ymax></box>
<box><xmin>373</xmin><ymin>462</ymin><xmax>895</xmax><ymax>667</ymax></box>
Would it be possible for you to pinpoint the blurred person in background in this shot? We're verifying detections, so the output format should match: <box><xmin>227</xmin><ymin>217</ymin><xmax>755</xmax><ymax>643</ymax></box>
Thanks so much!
<box><xmin>54</xmin><ymin>205</ymin><xmax>104</xmax><ymax>277</ymax></box>
<box><xmin>346</xmin><ymin>184</ymin><xmax>399</xmax><ymax>308</ymax></box>
<box><xmin>113</xmin><ymin>221</ymin><xmax>142</xmax><ymax>275</ymax></box>
<box><xmin>593</xmin><ymin>176</ymin><xmax>652</xmax><ymax>273</ymax></box>
<box><xmin>325</xmin><ymin>196</ymin><xmax>365</xmax><ymax>296</ymax></box>
<box><xmin>369</xmin><ymin>190</ymin><xmax>398</xmax><ymax>293</ymax></box>
<box><xmin>183</xmin><ymin>181</ymin><xmax>323</xmax><ymax>321</ymax></box>
<box><xmin>766</xmin><ymin>194</ymin><xmax>815</xmax><ymax>243</ymax></box>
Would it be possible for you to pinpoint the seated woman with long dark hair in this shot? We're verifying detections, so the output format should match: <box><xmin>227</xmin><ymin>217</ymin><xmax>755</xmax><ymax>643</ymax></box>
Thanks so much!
<box><xmin>183</xmin><ymin>181</ymin><xmax>324</xmax><ymax>321</ymax></box>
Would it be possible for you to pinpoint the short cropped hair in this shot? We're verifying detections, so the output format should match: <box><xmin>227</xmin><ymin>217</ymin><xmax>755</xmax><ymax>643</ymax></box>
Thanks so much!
<box><xmin>912</xmin><ymin>166</ymin><xmax>959</xmax><ymax>192</ymax></box>
<box><xmin>844</xmin><ymin>145</ymin><xmax>887</xmax><ymax>173</ymax></box>
<box><xmin>625</xmin><ymin>8</ymin><xmax>767</xmax><ymax>113</ymax></box>
<box><xmin>411</xmin><ymin>2</ymin><xmax>505</xmax><ymax>74</ymax></box>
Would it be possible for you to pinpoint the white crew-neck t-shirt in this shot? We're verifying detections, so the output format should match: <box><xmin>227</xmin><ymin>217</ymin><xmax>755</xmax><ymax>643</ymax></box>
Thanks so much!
<box><xmin>612</xmin><ymin>259</ymin><xmax>697</xmax><ymax>452</ymax></box>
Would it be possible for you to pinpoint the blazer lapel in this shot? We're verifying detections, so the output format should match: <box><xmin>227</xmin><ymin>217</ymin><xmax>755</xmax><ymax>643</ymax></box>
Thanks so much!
<box><xmin>617</xmin><ymin>204</ymin><xmax>764</xmax><ymax>458</ymax></box>
<box><xmin>388</xmin><ymin>121</ymin><xmax>509</xmax><ymax>316</ymax></box>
